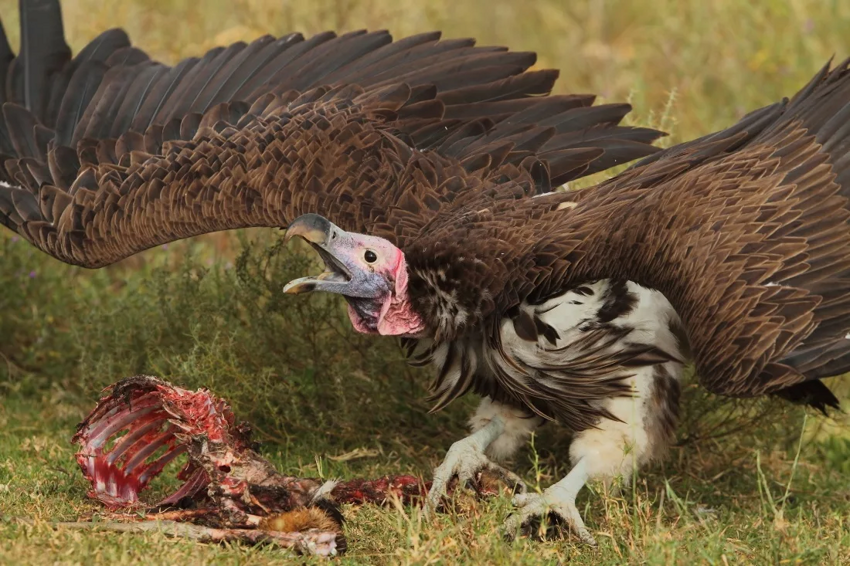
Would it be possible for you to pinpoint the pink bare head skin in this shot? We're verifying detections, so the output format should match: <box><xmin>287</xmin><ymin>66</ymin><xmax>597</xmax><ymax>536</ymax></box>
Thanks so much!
<box><xmin>342</xmin><ymin>234</ymin><xmax>424</xmax><ymax>336</ymax></box>
<box><xmin>283</xmin><ymin>214</ymin><xmax>425</xmax><ymax>337</ymax></box>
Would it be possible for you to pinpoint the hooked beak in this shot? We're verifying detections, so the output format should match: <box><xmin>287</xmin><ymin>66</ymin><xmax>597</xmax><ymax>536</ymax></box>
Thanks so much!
<box><xmin>282</xmin><ymin>214</ymin><xmax>387</xmax><ymax>299</ymax></box>
<box><xmin>283</xmin><ymin>213</ymin><xmax>333</xmax><ymax>247</ymax></box>
<box><xmin>283</xmin><ymin>214</ymin><xmax>352</xmax><ymax>294</ymax></box>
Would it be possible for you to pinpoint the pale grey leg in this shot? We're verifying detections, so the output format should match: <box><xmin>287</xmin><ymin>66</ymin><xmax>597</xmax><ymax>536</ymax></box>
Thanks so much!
<box><xmin>503</xmin><ymin>457</ymin><xmax>596</xmax><ymax>545</ymax></box>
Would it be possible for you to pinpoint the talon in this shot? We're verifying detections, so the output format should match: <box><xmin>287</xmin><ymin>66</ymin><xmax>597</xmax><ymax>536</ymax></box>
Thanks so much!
<box><xmin>456</xmin><ymin>467</ymin><xmax>476</xmax><ymax>487</ymax></box>
<box><xmin>511</xmin><ymin>492</ymin><xmax>530</xmax><ymax>507</ymax></box>
<box><xmin>502</xmin><ymin>511</ymin><xmax>526</xmax><ymax>541</ymax></box>
<box><xmin>426</xmin><ymin>425</ymin><xmax>519</xmax><ymax>514</ymax></box>
<box><xmin>503</xmin><ymin>491</ymin><xmax>595</xmax><ymax>545</ymax></box>
<box><xmin>578</xmin><ymin>526</ymin><xmax>598</xmax><ymax>547</ymax></box>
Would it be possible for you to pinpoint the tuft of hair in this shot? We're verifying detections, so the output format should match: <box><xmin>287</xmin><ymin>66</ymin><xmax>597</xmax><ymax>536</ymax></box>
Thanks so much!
<box><xmin>312</xmin><ymin>497</ymin><xmax>346</xmax><ymax>529</ymax></box>
<box><xmin>257</xmin><ymin>506</ymin><xmax>343</xmax><ymax>534</ymax></box>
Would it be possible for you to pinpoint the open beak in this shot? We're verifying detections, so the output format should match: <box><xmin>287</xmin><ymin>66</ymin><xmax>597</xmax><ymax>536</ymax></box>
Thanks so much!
<box><xmin>283</xmin><ymin>214</ymin><xmax>353</xmax><ymax>295</ymax></box>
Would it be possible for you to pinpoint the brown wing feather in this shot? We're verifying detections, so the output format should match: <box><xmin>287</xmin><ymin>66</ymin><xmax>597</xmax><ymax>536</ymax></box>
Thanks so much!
<box><xmin>409</xmin><ymin>59</ymin><xmax>850</xmax><ymax>400</ymax></box>
<box><xmin>0</xmin><ymin>0</ymin><xmax>663</xmax><ymax>267</ymax></box>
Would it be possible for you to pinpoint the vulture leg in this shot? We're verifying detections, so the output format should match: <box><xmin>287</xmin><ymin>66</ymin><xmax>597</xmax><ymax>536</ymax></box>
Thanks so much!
<box><xmin>468</xmin><ymin>398</ymin><xmax>544</xmax><ymax>464</ymax></box>
<box><xmin>503</xmin><ymin>362</ymin><xmax>684</xmax><ymax>544</ymax></box>
<box><xmin>455</xmin><ymin>281</ymin><xmax>685</xmax><ymax>543</ymax></box>
<box><xmin>426</xmin><ymin>399</ymin><xmax>536</xmax><ymax>512</ymax></box>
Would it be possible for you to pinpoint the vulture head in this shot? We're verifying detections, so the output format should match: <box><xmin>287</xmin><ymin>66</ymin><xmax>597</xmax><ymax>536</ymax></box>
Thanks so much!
<box><xmin>283</xmin><ymin>214</ymin><xmax>425</xmax><ymax>337</ymax></box>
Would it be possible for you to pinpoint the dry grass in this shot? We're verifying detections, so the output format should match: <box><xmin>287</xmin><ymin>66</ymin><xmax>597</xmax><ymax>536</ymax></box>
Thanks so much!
<box><xmin>1</xmin><ymin>0</ymin><xmax>850</xmax><ymax>563</ymax></box>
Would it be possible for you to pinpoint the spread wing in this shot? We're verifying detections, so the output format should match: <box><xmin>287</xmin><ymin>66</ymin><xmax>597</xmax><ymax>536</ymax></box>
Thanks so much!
<box><xmin>407</xmin><ymin>58</ymin><xmax>850</xmax><ymax>406</ymax></box>
<box><xmin>554</xmin><ymin>59</ymin><xmax>850</xmax><ymax>402</ymax></box>
<box><xmin>0</xmin><ymin>0</ymin><xmax>663</xmax><ymax>268</ymax></box>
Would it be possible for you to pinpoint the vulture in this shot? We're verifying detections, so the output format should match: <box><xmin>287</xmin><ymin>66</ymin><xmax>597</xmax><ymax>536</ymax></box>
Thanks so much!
<box><xmin>1</xmin><ymin>0</ymin><xmax>847</xmax><ymax>545</ymax></box>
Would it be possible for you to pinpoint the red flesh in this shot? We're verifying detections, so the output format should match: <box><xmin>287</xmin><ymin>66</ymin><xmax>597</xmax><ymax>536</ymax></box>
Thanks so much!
<box><xmin>73</xmin><ymin>378</ymin><xmax>221</xmax><ymax>508</ymax></box>
<box><xmin>72</xmin><ymin>376</ymin><xmax>507</xmax><ymax>555</ymax></box>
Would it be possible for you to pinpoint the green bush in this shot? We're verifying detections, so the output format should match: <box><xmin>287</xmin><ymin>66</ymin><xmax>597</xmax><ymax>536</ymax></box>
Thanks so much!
<box><xmin>0</xmin><ymin>230</ymin><xmax>480</xmax><ymax>462</ymax></box>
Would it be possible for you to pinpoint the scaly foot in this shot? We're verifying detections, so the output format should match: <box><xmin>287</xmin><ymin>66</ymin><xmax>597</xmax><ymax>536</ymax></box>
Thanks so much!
<box><xmin>503</xmin><ymin>489</ymin><xmax>597</xmax><ymax>546</ymax></box>
<box><xmin>426</xmin><ymin>435</ymin><xmax>525</xmax><ymax>513</ymax></box>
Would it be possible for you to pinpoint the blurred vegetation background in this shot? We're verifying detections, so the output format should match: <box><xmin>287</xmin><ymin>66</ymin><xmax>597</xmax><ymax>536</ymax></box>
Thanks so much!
<box><xmin>0</xmin><ymin>1</ymin><xmax>849</xmax><ymax>563</ymax></box>
<box><xmin>1</xmin><ymin>0</ymin><xmax>849</xmax><ymax>479</ymax></box>
<box><xmin>3</xmin><ymin>0</ymin><xmax>849</xmax><ymax>136</ymax></box>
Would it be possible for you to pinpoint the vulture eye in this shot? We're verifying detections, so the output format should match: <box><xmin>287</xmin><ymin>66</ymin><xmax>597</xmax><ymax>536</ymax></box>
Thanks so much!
<box><xmin>364</xmin><ymin>250</ymin><xmax>378</xmax><ymax>264</ymax></box>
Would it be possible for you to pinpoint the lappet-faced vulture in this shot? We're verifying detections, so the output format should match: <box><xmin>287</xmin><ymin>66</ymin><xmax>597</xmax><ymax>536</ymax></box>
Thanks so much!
<box><xmin>1</xmin><ymin>0</ymin><xmax>846</xmax><ymax>544</ymax></box>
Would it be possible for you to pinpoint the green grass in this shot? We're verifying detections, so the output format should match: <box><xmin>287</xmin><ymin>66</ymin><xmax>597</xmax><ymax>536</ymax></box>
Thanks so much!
<box><xmin>2</xmin><ymin>381</ymin><xmax>849</xmax><ymax>564</ymax></box>
<box><xmin>1</xmin><ymin>231</ymin><xmax>849</xmax><ymax>564</ymax></box>
<box><xmin>1</xmin><ymin>0</ymin><xmax>850</xmax><ymax>563</ymax></box>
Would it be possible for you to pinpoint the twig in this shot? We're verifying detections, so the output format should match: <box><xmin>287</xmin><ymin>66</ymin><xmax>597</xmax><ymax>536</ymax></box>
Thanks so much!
<box><xmin>51</xmin><ymin>521</ymin><xmax>340</xmax><ymax>557</ymax></box>
<box><xmin>779</xmin><ymin>413</ymin><xmax>808</xmax><ymax>506</ymax></box>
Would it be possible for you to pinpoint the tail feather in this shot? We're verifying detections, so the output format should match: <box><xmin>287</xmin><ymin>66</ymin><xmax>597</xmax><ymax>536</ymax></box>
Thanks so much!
<box><xmin>773</xmin><ymin>380</ymin><xmax>841</xmax><ymax>415</ymax></box>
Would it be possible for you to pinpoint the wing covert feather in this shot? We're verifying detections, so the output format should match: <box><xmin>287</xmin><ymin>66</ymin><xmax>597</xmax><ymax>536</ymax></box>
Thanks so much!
<box><xmin>0</xmin><ymin>0</ymin><xmax>663</xmax><ymax>269</ymax></box>
<box><xmin>408</xmin><ymin>59</ymin><xmax>850</xmax><ymax>401</ymax></box>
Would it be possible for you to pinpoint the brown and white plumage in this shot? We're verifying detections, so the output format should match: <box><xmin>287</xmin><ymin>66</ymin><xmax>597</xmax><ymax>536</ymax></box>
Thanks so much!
<box><xmin>2</xmin><ymin>0</ymin><xmax>847</xmax><ymax>544</ymax></box>
<box><xmin>395</xmin><ymin>104</ymin><xmax>847</xmax><ymax>448</ymax></box>
<box><xmin>403</xmin><ymin>64</ymin><xmax>850</xmax><ymax>409</ymax></box>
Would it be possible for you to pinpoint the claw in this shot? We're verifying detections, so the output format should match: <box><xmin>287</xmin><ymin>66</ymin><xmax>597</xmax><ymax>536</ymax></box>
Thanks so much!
<box><xmin>426</xmin><ymin>417</ymin><xmax>523</xmax><ymax>516</ymax></box>
<box><xmin>425</xmin><ymin>439</ymin><xmax>490</xmax><ymax>514</ymax></box>
<box><xmin>503</xmin><ymin>491</ymin><xmax>597</xmax><ymax>546</ymax></box>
